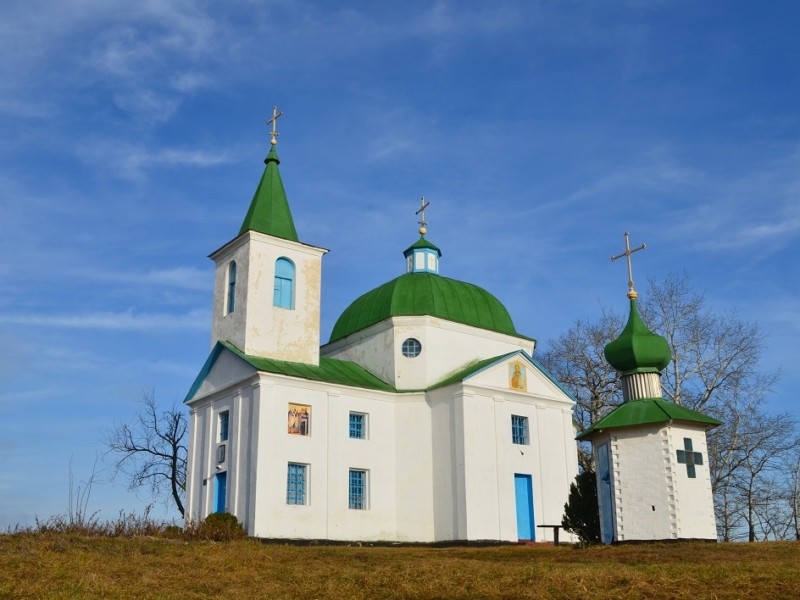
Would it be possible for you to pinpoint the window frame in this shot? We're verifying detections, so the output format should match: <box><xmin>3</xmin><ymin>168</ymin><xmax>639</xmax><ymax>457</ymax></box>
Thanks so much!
<box><xmin>349</xmin><ymin>412</ymin><xmax>367</xmax><ymax>440</ymax></box>
<box><xmin>401</xmin><ymin>338</ymin><xmax>422</xmax><ymax>358</ymax></box>
<box><xmin>219</xmin><ymin>411</ymin><xmax>229</xmax><ymax>442</ymax></box>
<box><xmin>286</xmin><ymin>463</ymin><xmax>308</xmax><ymax>505</ymax></box>
<box><xmin>348</xmin><ymin>469</ymin><xmax>368</xmax><ymax>510</ymax></box>
<box><xmin>225</xmin><ymin>261</ymin><xmax>237</xmax><ymax>315</ymax></box>
<box><xmin>511</xmin><ymin>415</ymin><xmax>529</xmax><ymax>445</ymax></box>
<box><xmin>273</xmin><ymin>257</ymin><xmax>295</xmax><ymax>309</ymax></box>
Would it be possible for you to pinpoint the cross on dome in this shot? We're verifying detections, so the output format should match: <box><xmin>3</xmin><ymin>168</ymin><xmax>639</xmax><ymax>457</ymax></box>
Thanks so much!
<box><xmin>267</xmin><ymin>105</ymin><xmax>283</xmax><ymax>145</ymax></box>
<box><xmin>611</xmin><ymin>232</ymin><xmax>646</xmax><ymax>299</ymax></box>
<box><xmin>416</xmin><ymin>196</ymin><xmax>430</xmax><ymax>236</ymax></box>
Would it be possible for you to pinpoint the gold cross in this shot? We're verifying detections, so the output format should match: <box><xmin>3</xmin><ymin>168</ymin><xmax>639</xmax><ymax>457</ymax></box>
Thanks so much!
<box><xmin>611</xmin><ymin>232</ymin><xmax>646</xmax><ymax>299</ymax></box>
<box><xmin>267</xmin><ymin>105</ymin><xmax>283</xmax><ymax>145</ymax></box>
<box><xmin>416</xmin><ymin>196</ymin><xmax>430</xmax><ymax>235</ymax></box>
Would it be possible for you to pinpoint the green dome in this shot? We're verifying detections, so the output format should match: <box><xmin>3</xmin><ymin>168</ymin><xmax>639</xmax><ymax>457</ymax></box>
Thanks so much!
<box><xmin>329</xmin><ymin>273</ymin><xmax>519</xmax><ymax>342</ymax></box>
<box><xmin>604</xmin><ymin>299</ymin><xmax>672</xmax><ymax>375</ymax></box>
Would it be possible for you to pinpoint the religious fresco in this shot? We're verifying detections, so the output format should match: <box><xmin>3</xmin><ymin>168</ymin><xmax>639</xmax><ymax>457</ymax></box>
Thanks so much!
<box><xmin>509</xmin><ymin>362</ymin><xmax>527</xmax><ymax>391</ymax></box>
<box><xmin>288</xmin><ymin>403</ymin><xmax>311</xmax><ymax>436</ymax></box>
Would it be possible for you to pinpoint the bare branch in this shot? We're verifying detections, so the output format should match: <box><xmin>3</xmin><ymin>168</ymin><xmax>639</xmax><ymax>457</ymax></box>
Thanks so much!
<box><xmin>104</xmin><ymin>389</ymin><xmax>187</xmax><ymax>516</ymax></box>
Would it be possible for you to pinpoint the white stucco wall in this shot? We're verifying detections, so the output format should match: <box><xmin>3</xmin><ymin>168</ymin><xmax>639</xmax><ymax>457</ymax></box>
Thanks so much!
<box><xmin>667</xmin><ymin>426</ymin><xmax>717</xmax><ymax>540</ymax></box>
<box><xmin>210</xmin><ymin>232</ymin><xmax>326</xmax><ymax>364</ymax></box>
<box><xmin>593</xmin><ymin>423</ymin><xmax>717</xmax><ymax>543</ymax></box>
<box><xmin>457</xmin><ymin>386</ymin><xmax>577</xmax><ymax>543</ymax></box>
<box><xmin>186</xmin><ymin>349</ymin><xmax>578</xmax><ymax>543</ymax></box>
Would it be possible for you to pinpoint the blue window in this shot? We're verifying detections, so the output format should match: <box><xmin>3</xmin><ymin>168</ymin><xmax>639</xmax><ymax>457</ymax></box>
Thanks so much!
<box><xmin>401</xmin><ymin>338</ymin><xmax>422</xmax><ymax>358</ymax></box>
<box><xmin>349</xmin><ymin>413</ymin><xmax>366</xmax><ymax>439</ymax></box>
<box><xmin>219</xmin><ymin>411</ymin><xmax>229</xmax><ymax>442</ymax></box>
<box><xmin>512</xmin><ymin>415</ymin><xmax>529</xmax><ymax>445</ymax></box>
<box><xmin>286</xmin><ymin>463</ymin><xmax>307</xmax><ymax>505</ymax></box>
<box><xmin>226</xmin><ymin>261</ymin><xmax>237</xmax><ymax>314</ymax></box>
<box><xmin>273</xmin><ymin>258</ymin><xmax>295</xmax><ymax>309</ymax></box>
<box><xmin>349</xmin><ymin>469</ymin><xmax>367</xmax><ymax>510</ymax></box>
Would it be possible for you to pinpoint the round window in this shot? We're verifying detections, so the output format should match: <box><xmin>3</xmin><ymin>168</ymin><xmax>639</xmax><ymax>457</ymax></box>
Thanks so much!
<box><xmin>401</xmin><ymin>338</ymin><xmax>422</xmax><ymax>358</ymax></box>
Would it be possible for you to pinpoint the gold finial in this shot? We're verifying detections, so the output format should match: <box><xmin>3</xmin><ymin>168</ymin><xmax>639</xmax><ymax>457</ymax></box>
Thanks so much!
<box><xmin>415</xmin><ymin>196</ymin><xmax>430</xmax><ymax>236</ymax></box>
<box><xmin>267</xmin><ymin>105</ymin><xmax>283</xmax><ymax>145</ymax></box>
<box><xmin>611</xmin><ymin>232</ymin><xmax>646</xmax><ymax>299</ymax></box>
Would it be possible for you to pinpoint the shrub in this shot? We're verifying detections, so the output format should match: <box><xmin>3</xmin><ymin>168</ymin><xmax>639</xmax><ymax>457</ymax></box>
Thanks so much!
<box><xmin>561</xmin><ymin>471</ymin><xmax>601</xmax><ymax>544</ymax></box>
<box><xmin>191</xmin><ymin>512</ymin><xmax>247</xmax><ymax>541</ymax></box>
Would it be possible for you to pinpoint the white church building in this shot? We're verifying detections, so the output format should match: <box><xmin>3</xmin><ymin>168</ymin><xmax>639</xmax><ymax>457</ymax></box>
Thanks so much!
<box><xmin>184</xmin><ymin>117</ymin><xmax>579</xmax><ymax>543</ymax></box>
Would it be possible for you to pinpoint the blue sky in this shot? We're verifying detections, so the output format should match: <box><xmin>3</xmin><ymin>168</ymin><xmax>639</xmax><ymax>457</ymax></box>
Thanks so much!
<box><xmin>1</xmin><ymin>0</ymin><xmax>799</xmax><ymax>527</ymax></box>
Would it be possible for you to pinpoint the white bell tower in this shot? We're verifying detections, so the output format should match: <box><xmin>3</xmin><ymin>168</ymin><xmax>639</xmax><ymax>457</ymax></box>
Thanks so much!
<box><xmin>209</xmin><ymin>107</ymin><xmax>327</xmax><ymax>365</ymax></box>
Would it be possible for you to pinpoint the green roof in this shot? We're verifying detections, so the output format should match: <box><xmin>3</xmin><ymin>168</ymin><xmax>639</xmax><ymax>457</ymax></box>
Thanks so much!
<box><xmin>604</xmin><ymin>299</ymin><xmax>671</xmax><ymax>375</ymax></box>
<box><xmin>429</xmin><ymin>354</ymin><xmax>508</xmax><ymax>390</ymax></box>
<box><xmin>427</xmin><ymin>350</ymin><xmax>577</xmax><ymax>400</ymax></box>
<box><xmin>239</xmin><ymin>146</ymin><xmax>299</xmax><ymax>241</ymax></box>
<box><xmin>577</xmin><ymin>398</ymin><xmax>721</xmax><ymax>440</ymax></box>
<box><xmin>185</xmin><ymin>341</ymin><xmax>395</xmax><ymax>402</ymax></box>
<box><xmin>329</xmin><ymin>272</ymin><xmax>525</xmax><ymax>343</ymax></box>
<box><xmin>403</xmin><ymin>236</ymin><xmax>442</xmax><ymax>257</ymax></box>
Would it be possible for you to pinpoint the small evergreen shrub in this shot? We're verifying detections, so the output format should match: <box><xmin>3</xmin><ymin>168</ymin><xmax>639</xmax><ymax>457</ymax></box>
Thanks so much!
<box><xmin>561</xmin><ymin>470</ymin><xmax>601</xmax><ymax>544</ymax></box>
<box><xmin>193</xmin><ymin>512</ymin><xmax>247</xmax><ymax>541</ymax></box>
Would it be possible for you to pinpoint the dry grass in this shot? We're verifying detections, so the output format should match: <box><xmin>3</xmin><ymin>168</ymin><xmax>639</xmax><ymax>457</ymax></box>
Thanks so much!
<box><xmin>1</xmin><ymin>534</ymin><xmax>798</xmax><ymax>599</ymax></box>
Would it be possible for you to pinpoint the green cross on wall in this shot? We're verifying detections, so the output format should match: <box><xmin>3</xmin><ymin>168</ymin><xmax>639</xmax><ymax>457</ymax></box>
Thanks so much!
<box><xmin>676</xmin><ymin>437</ymin><xmax>704</xmax><ymax>478</ymax></box>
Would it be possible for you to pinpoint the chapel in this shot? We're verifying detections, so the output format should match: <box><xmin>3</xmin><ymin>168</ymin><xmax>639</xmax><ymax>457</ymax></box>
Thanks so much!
<box><xmin>184</xmin><ymin>111</ymin><xmax>579</xmax><ymax>542</ymax></box>
<box><xmin>578</xmin><ymin>234</ymin><xmax>720</xmax><ymax>543</ymax></box>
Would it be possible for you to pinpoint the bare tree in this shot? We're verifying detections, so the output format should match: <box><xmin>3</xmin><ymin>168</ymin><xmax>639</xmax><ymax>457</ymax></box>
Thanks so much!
<box><xmin>785</xmin><ymin>447</ymin><xmax>800</xmax><ymax>540</ymax></box>
<box><xmin>640</xmin><ymin>272</ymin><xmax>778</xmax><ymax>413</ymax></box>
<box><xmin>105</xmin><ymin>389</ymin><xmax>187</xmax><ymax>516</ymax></box>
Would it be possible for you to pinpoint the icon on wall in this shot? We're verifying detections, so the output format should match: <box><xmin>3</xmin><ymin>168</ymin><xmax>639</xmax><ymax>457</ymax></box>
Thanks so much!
<box><xmin>288</xmin><ymin>403</ymin><xmax>311</xmax><ymax>436</ymax></box>
<box><xmin>509</xmin><ymin>362</ymin><xmax>527</xmax><ymax>391</ymax></box>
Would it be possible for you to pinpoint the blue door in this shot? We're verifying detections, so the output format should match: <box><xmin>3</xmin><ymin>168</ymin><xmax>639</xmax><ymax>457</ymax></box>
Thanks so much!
<box><xmin>214</xmin><ymin>472</ymin><xmax>227</xmax><ymax>513</ymax></box>
<box><xmin>597</xmin><ymin>443</ymin><xmax>614</xmax><ymax>544</ymax></box>
<box><xmin>514</xmin><ymin>474</ymin><xmax>535</xmax><ymax>540</ymax></box>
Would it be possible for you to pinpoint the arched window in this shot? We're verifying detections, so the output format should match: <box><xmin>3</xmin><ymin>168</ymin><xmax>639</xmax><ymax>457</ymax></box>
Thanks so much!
<box><xmin>226</xmin><ymin>261</ymin><xmax>237</xmax><ymax>314</ymax></box>
<box><xmin>273</xmin><ymin>258</ymin><xmax>295</xmax><ymax>309</ymax></box>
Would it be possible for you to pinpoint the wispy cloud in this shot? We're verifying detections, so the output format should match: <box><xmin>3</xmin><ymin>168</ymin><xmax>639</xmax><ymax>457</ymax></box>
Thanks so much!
<box><xmin>83</xmin><ymin>267</ymin><xmax>212</xmax><ymax>292</ymax></box>
<box><xmin>74</xmin><ymin>140</ymin><xmax>236</xmax><ymax>180</ymax></box>
<box><xmin>0</xmin><ymin>309</ymin><xmax>209</xmax><ymax>331</ymax></box>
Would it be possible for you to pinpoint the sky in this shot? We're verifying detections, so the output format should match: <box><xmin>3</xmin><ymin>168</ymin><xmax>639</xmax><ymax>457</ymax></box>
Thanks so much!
<box><xmin>1</xmin><ymin>0</ymin><xmax>799</xmax><ymax>528</ymax></box>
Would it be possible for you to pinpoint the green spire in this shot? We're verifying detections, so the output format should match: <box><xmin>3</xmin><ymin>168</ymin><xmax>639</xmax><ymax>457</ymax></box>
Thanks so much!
<box><xmin>604</xmin><ymin>298</ymin><xmax>672</xmax><ymax>375</ymax></box>
<box><xmin>239</xmin><ymin>146</ymin><xmax>299</xmax><ymax>241</ymax></box>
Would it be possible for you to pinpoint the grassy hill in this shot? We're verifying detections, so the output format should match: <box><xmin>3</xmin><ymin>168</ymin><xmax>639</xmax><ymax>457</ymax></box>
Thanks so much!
<box><xmin>2</xmin><ymin>532</ymin><xmax>799</xmax><ymax>599</ymax></box>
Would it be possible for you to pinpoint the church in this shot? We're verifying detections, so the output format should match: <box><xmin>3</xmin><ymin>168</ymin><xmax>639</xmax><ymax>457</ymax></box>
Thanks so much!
<box><xmin>184</xmin><ymin>111</ymin><xmax>579</xmax><ymax>543</ymax></box>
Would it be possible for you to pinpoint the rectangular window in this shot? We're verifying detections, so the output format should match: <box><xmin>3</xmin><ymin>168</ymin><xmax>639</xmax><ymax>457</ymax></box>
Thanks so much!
<box><xmin>349</xmin><ymin>469</ymin><xmax>368</xmax><ymax>510</ymax></box>
<box><xmin>286</xmin><ymin>463</ymin><xmax>307</xmax><ymax>505</ymax></box>
<box><xmin>219</xmin><ymin>411</ymin><xmax>229</xmax><ymax>442</ymax></box>
<box><xmin>349</xmin><ymin>412</ymin><xmax>366</xmax><ymax>439</ymax></box>
<box><xmin>512</xmin><ymin>415</ymin><xmax>529</xmax><ymax>445</ymax></box>
<box><xmin>216</xmin><ymin>444</ymin><xmax>226</xmax><ymax>464</ymax></box>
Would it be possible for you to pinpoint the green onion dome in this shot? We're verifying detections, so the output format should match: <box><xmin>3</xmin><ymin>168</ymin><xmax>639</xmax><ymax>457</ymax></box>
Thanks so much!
<box><xmin>329</xmin><ymin>272</ymin><xmax>518</xmax><ymax>343</ymax></box>
<box><xmin>604</xmin><ymin>299</ymin><xmax>672</xmax><ymax>375</ymax></box>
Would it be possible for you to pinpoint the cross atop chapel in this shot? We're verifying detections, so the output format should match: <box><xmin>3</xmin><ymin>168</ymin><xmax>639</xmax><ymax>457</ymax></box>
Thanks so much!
<box><xmin>611</xmin><ymin>232</ymin><xmax>646</xmax><ymax>299</ymax></box>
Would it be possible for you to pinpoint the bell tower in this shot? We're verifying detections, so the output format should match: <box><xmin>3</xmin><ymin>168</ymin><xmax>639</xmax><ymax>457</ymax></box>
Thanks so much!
<box><xmin>209</xmin><ymin>107</ymin><xmax>327</xmax><ymax>365</ymax></box>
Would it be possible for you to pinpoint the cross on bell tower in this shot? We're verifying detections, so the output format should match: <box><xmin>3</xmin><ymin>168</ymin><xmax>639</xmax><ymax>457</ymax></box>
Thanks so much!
<box><xmin>267</xmin><ymin>105</ymin><xmax>283</xmax><ymax>145</ymax></box>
